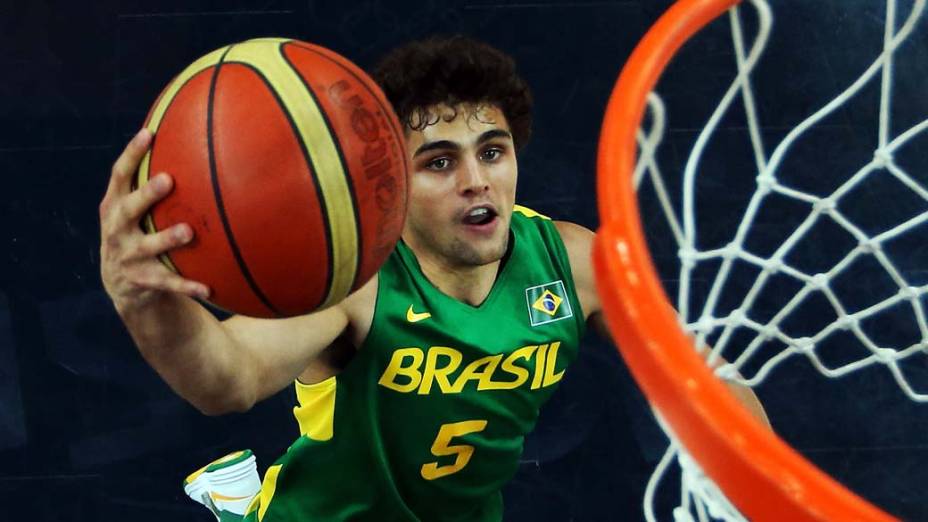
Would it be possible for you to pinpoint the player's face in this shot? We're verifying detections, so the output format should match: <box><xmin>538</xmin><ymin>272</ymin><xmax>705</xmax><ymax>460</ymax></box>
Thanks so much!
<box><xmin>402</xmin><ymin>104</ymin><xmax>517</xmax><ymax>268</ymax></box>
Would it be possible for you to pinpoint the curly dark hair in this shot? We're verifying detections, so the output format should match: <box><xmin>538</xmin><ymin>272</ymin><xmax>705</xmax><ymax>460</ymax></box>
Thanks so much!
<box><xmin>372</xmin><ymin>35</ymin><xmax>533</xmax><ymax>151</ymax></box>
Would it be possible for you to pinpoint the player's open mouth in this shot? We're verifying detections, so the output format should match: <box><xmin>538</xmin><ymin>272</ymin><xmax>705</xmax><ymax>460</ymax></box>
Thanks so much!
<box><xmin>461</xmin><ymin>205</ymin><xmax>499</xmax><ymax>230</ymax></box>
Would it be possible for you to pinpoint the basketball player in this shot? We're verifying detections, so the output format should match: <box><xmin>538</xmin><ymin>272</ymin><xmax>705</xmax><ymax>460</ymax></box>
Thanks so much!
<box><xmin>100</xmin><ymin>36</ymin><xmax>767</xmax><ymax>521</ymax></box>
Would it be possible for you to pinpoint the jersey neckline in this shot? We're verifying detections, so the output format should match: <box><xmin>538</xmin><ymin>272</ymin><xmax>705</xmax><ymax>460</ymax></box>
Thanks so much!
<box><xmin>395</xmin><ymin>231</ymin><xmax>518</xmax><ymax>314</ymax></box>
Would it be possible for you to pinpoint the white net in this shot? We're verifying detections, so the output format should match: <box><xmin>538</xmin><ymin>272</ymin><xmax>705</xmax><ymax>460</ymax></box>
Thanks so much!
<box><xmin>631</xmin><ymin>0</ymin><xmax>928</xmax><ymax>519</ymax></box>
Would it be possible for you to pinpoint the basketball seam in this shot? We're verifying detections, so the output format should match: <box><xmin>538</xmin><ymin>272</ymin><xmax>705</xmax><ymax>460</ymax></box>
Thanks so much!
<box><xmin>228</xmin><ymin>59</ymin><xmax>337</xmax><ymax>313</ymax></box>
<box><xmin>285</xmin><ymin>42</ymin><xmax>409</xmax><ymax>176</ymax></box>
<box><xmin>285</xmin><ymin>41</ymin><xmax>410</xmax><ymax>287</ymax></box>
<box><xmin>221</xmin><ymin>41</ymin><xmax>361</xmax><ymax>311</ymax></box>
<box><xmin>208</xmin><ymin>45</ymin><xmax>283</xmax><ymax>318</ymax></box>
<box><xmin>279</xmin><ymin>41</ymin><xmax>362</xmax><ymax>298</ymax></box>
<box><xmin>144</xmin><ymin>68</ymin><xmax>220</xmax><ymax>278</ymax></box>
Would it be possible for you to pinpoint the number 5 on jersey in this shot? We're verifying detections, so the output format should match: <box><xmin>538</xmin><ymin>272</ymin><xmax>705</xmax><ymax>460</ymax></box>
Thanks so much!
<box><xmin>420</xmin><ymin>420</ymin><xmax>488</xmax><ymax>480</ymax></box>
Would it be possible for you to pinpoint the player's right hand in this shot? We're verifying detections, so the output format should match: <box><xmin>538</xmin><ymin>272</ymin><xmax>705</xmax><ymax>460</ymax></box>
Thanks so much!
<box><xmin>99</xmin><ymin>129</ymin><xmax>210</xmax><ymax>313</ymax></box>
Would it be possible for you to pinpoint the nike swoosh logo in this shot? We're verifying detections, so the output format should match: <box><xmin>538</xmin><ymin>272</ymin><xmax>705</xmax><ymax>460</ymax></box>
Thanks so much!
<box><xmin>406</xmin><ymin>305</ymin><xmax>431</xmax><ymax>323</ymax></box>
<box><xmin>210</xmin><ymin>491</ymin><xmax>255</xmax><ymax>502</ymax></box>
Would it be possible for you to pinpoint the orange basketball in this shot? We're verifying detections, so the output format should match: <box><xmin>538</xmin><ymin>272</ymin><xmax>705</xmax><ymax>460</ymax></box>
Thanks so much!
<box><xmin>136</xmin><ymin>38</ymin><xmax>407</xmax><ymax>318</ymax></box>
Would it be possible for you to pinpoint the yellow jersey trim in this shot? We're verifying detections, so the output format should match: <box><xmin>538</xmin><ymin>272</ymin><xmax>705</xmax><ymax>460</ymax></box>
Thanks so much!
<box><xmin>257</xmin><ymin>464</ymin><xmax>282</xmax><ymax>521</ymax></box>
<box><xmin>244</xmin><ymin>494</ymin><xmax>261</xmax><ymax>517</ymax></box>
<box><xmin>292</xmin><ymin>376</ymin><xmax>337</xmax><ymax>441</ymax></box>
<box><xmin>513</xmin><ymin>204</ymin><xmax>550</xmax><ymax>220</ymax></box>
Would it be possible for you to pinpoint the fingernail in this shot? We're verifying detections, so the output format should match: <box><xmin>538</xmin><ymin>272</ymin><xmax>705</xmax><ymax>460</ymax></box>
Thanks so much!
<box><xmin>134</xmin><ymin>128</ymin><xmax>149</xmax><ymax>145</ymax></box>
<box><xmin>198</xmin><ymin>287</ymin><xmax>211</xmax><ymax>300</ymax></box>
<box><xmin>153</xmin><ymin>174</ymin><xmax>168</xmax><ymax>190</ymax></box>
<box><xmin>175</xmin><ymin>225</ymin><xmax>191</xmax><ymax>242</ymax></box>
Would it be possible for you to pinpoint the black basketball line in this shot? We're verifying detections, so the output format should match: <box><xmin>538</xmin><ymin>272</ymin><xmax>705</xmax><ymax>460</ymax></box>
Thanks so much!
<box><xmin>286</xmin><ymin>41</ymin><xmax>409</xmax><ymax>290</ymax></box>
<box><xmin>207</xmin><ymin>45</ymin><xmax>284</xmax><ymax>317</ymax></box>
<box><xmin>278</xmin><ymin>41</ymin><xmax>357</xmax><ymax>298</ymax></box>
<box><xmin>228</xmin><ymin>58</ymin><xmax>336</xmax><ymax>311</ymax></box>
<box><xmin>286</xmin><ymin>41</ymin><xmax>409</xmax><ymax>178</ymax></box>
<box><xmin>145</xmin><ymin>68</ymin><xmax>217</xmax><ymax>279</ymax></box>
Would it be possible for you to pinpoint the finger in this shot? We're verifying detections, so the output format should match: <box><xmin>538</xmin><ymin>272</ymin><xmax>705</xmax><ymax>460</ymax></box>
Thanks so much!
<box><xmin>164</xmin><ymin>275</ymin><xmax>212</xmax><ymax>301</ymax></box>
<box><xmin>137</xmin><ymin>268</ymin><xmax>211</xmax><ymax>300</ymax></box>
<box><xmin>133</xmin><ymin>222</ymin><xmax>193</xmax><ymax>259</ymax></box>
<box><xmin>107</xmin><ymin>128</ymin><xmax>153</xmax><ymax>197</ymax></box>
<box><xmin>119</xmin><ymin>172</ymin><xmax>173</xmax><ymax>224</ymax></box>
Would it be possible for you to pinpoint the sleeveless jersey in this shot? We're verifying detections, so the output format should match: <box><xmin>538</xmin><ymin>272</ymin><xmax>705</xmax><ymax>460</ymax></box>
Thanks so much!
<box><xmin>244</xmin><ymin>207</ymin><xmax>585</xmax><ymax>522</ymax></box>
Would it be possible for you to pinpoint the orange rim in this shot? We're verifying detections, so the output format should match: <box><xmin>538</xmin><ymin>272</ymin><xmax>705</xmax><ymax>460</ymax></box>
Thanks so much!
<box><xmin>594</xmin><ymin>0</ymin><xmax>896</xmax><ymax>520</ymax></box>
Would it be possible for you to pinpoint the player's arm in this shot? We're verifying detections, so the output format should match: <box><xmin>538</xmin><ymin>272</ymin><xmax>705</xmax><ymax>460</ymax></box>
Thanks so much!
<box><xmin>100</xmin><ymin>130</ymin><xmax>356</xmax><ymax>415</ymax></box>
<box><xmin>555</xmin><ymin>220</ymin><xmax>771</xmax><ymax>428</ymax></box>
<box><xmin>221</xmin><ymin>279</ymin><xmax>374</xmax><ymax>404</ymax></box>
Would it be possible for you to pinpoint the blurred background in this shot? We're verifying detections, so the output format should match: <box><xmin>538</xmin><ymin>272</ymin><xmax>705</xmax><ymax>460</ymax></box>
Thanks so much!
<box><xmin>1</xmin><ymin>0</ymin><xmax>925</xmax><ymax>520</ymax></box>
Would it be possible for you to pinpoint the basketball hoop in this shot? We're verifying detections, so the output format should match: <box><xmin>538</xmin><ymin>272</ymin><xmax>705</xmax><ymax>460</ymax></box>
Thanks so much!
<box><xmin>594</xmin><ymin>0</ymin><xmax>924</xmax><ymax>519</ymax></box>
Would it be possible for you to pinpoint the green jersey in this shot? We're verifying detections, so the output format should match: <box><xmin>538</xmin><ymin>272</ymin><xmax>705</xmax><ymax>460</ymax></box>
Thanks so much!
<box><xmin>244</xmin><ymin>206</ymin><xmax>585</xmax><ymax>521</ymax></box>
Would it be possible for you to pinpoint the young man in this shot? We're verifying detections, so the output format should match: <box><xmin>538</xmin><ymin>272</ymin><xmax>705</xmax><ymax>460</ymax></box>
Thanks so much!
<box><xmin>100</xmin><ymin>36</ymin><xmax>765</xmax><ymax>521</ymax></box>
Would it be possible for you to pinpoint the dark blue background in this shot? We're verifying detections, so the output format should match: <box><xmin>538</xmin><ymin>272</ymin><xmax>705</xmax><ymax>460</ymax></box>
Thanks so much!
<box><xmin>2</xmin><ymin>1</ymin><xmax>926</xmax><ymax>520</ymax></box>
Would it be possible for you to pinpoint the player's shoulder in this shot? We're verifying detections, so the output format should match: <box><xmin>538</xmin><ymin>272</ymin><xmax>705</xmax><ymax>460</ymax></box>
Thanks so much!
<box><xmin>552</xmin><ymin>220</ymin><xmax>595</xmax><ymax>245</ymax></box>
<box><xmin>340</xmin><ymin>273</ymin><xmax>379</xmax><ymax>347</ymax></box>
<box><xmin>508</xmin><ymin>203</ymin><xmax>594</xmax><ymax>258</ymax></box>
<box><xmin>343</xmin><ymin>272</ymin><xmax>379</xmax><ymax>309</ymax></box>
<box><xmin>509</xmin><ymin>205</ymin><xmax>599</xmax><ymax>316</ymax></box>
<box><xmin>510</xmin><ymin>205</ymin><xmax>594</xmax><ymax>240</ymax></box>
<box><xmin>551</xmin><ymin>220</ymin><xmax>595</xmax><ymax>284</ymax></box>
<box><xmin>552</xmin><ymin>220</ymin><xmax>600</xmax><ymax>319</ymax></box>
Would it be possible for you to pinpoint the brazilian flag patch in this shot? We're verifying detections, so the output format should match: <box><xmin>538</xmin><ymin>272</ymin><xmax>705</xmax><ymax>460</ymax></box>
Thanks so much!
<box><xmin>525</xmin><ymin>280</ymin><xmax>573</xmax><ymax>326</ymax></box>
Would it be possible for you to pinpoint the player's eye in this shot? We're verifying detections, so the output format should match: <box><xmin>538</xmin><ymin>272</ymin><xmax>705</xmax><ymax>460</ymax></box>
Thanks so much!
<box><xmin>426</xmin><ymin>157</ymin><xmax>453</xmax><ymax>171</ymax></box>
<box><xmin>480</xmin><ymin>147</ymin><xmax>503</xmax><ymax>162</ymax></box>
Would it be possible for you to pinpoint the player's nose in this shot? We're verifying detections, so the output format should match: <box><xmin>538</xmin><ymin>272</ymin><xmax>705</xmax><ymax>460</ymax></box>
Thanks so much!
<box><xmin>456</xmin><ymin>157</ymin><xmax>490</xmax><ymax>196</ymax></box>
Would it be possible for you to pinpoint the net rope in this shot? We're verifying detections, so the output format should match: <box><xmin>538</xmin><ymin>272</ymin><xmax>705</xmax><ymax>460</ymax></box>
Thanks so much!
<box><xmin>631</xmin><ymin>0</ymin><xmax>928</xmax><ymax>519</ymax></box>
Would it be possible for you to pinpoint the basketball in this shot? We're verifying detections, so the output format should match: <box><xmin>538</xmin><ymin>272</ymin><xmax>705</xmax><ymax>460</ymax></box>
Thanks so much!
<box><xmin>135</xmin><ymin>38</ymin><xmax>408</xmax><ymax>318</ymax></box>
